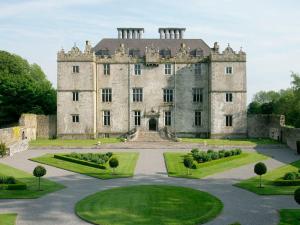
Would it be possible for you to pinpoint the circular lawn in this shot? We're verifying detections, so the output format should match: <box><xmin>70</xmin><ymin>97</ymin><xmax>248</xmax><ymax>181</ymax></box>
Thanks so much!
<box><xmin>75</xmin><ymin>185</ymin><xmax>223</xmax><ymax>225</ymax></box>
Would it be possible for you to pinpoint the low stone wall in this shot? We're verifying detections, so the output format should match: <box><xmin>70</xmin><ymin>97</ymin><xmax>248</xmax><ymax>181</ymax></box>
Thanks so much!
<box><xmin>37</xmin><ymin>115</ymin><xmax>57</xmax><ymax>139</ymax></box>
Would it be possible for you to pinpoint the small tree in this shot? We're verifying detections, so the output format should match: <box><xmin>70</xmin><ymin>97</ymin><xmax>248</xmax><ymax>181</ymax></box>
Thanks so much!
<box><xmin>294</xmin><ymin>187</ymin><xmax>300</xmax><ymax>205</ymax></box>
<box><xmin>109</xmin><ymin>158</ymin><xmax>119</xmax><ymax>174</ymax></box>
<box><xmin>33</xmin><ymin>165</ymin><xmax>46</xmax><ymax>191</ymax></box>
<box><xmin>0</xmin><ymin>142</ymin><xmax>8</xmax><ymax>157</ymax></box>
<box><xmin>183</xmin><ymin>156</ymin><xmax>194</xmax><ymax>175</ymax></box>
<box><xmin>254</xmin><ymin>162</ymin><xmax>267</xmax><ymax>188</ymax></box>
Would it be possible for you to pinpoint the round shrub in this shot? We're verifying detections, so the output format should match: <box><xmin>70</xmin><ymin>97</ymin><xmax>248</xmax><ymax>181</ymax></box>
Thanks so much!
<box><xmin>207</xmin><ymin>149</ymin><xmax>214</xmax><ymax>154</ymax></box>
<box><xmin>191</xmin><ymin>148</ymin><xmax>199</xmax><ymax>155</ymax></box>
<box><xmin>6</xmin><ymin>176</ymin><xmax>16</xmax><ymax>184</ymax></box>
<box><xmin>224</xmin><ymin>151</ymin><xmax>231</xmax><ymax>157</ymax></box>
<box><xmin>183</xmin><ymin>156</ymin><xmax>194</xmax><ymax>175</ymax></box>
<box><xmin>283</xmin><ymin>172</ymin><xmax>297</xmax><ymax>180</ymax></box>
<box><xmin>211</xmin><ymin>152</ymin><xmax>219</xmax><ymax>160</ymax></box>
<box><xmin>294</xmin><ymin>187</ymin><xmax>300</xmax><ymax>205</ymax></box>
<box><xmin>109</xmin><ymin>157</ymin><xmax>119</xmax><ymax>174</ymax></box>
<box><xmin>235</xmin><ymin>149</ymin><xmax>242</xmax><ymax>155</ymax></box>
<box><xmin>254</xmin><ymin>162</ymin><xmax>267</xmax><ymax>176</ymax></box>
<box><xmin>33</xmin><ymin>165</ymin><xmax>47</xmax><ymax>191</ymax></box>
<box><xmin>218</xmin><ymin>151</ymin><xmax>225</xmax><ymax>158</ymax></box>
<box><xmin>230</xmin><ymin>150</ymin><xmax>236</xmax><ymax>156</ymax></box>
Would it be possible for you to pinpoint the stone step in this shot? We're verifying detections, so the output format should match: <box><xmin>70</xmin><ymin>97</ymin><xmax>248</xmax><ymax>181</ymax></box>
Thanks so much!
<box><xmin>133</xmin><ymin>131</ymin><xmax>170</xmax><ymax>142</ymax></box>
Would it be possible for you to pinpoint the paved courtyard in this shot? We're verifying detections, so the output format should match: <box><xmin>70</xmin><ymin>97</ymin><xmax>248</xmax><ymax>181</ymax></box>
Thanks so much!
<box><xmin>0</xmin><ymin>143</ymin><xmax>299</xmax><ymax>225</ymax></box>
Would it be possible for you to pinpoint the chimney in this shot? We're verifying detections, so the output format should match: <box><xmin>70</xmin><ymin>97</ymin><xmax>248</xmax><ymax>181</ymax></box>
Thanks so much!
<box><xmin>117</xmin><ymin>28</ymin><xmax>144</xmax><ymax>39</ymax></box>
<box><xmin>158</xmin><ymin>28</ymin><xmax>186</xmax><ymax>39</ymax></box>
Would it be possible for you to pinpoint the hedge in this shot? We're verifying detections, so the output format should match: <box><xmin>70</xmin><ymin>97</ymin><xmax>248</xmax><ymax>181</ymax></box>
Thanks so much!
<box><xmin>54</xmin><ymin>154</ymin><xmax>106</xmax><ymax>169</ymax></box>
<box><xmin>0</xmin><ymin>181</ymin><xmax>27</xmax><ymax>190</ymax></box>
<box><xmin>273</xmin><ymin>179</ymin><xmax>300</xmax><ymax>186</ymax></box>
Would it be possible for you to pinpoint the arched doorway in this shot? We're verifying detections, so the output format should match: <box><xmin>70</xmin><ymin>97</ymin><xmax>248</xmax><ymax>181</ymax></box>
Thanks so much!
<box><xmin>149</xmin><ymin>118</ymin><xmax>157</xmax><ymax>131</ymax></box>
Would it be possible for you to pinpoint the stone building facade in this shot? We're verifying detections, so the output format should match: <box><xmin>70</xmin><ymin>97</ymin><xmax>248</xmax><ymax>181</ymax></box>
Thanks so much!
<box><xmin>57</xmin><ymin>28</ymin><xmax>247</xmax><ymax>139</ymax></box>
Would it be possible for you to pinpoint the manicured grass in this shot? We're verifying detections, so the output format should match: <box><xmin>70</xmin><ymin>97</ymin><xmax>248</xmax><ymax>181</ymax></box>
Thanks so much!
<box><xmin>0</xmin><ymin>163</ymin><xmax>64</xmax><ymax>199</ymax></box>
<box><xmin>29</xmin><ymin>138</ymin><xmax>123</xmax><ymax>148</ymax></box>
<box><xmin>30</xmin><ymin>152</ymin><xmax>138</xmax><ymax>179</ymax></box>
<box><xmin>235</xmin><ymin>160</ymin><xmax>300</xmax><ymax>195</ymax></box>
<box><xmin>75</xmin><ymin>185</ymin><xmax>223</xmax><ymax>225</ymax></box>
<box><xmin>0</xmin><ymin>213</ymin><xmax>17</xmax><ymax>225</ymax></box>
<box><xmin>180</xmin><ymin>138</ymin><xmax>279</xmax><ymax>146</ymax></box>
<box><xmin>279</xmin><ymin>209</ymin><xmax>300</xmax><ymax>225</ymax></box>
<box><xmin>164</xmin><ymin>152</ymin><xmax>268</xmax><ymax>179</ymax></box>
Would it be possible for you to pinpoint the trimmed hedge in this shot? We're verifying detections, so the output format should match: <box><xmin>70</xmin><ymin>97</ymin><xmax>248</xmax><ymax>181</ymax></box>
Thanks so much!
<box><xmin>54</xmin><ymin>154</ymin><xmax>106</xmax><ymax>169</ymax></box>
<box><xmin>0</xmin><ymin>181</ymin><xmax>27</xmax><ymax>190</ymax></box>
<box><xmin>273</xmin><ymin>179</ymin><xmax>300</xmax><ymax>186</ymax></box>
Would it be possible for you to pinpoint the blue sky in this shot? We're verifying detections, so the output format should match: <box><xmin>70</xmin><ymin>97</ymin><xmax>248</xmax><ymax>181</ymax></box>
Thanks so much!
<box><xmin>1</xmin><ymin>0</ymin><xmax>300</xmax><ymax>103</ymax></box>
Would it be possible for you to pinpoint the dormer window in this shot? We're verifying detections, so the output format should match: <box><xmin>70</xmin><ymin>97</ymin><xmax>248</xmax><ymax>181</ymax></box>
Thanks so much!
<box><xmin>129</xmin><ymin>49</ymin><xmax>140</xmax><ymax>57</ymax></box>
<box><xmin>97</xmin><ymin>49</ymin><xmax>110</xmax><ymax>56</ymax></box>
<box><xmin>160</xmin><ymin>49</ymin><xmax>171</xmax><ymax>58</ymax></box>
<box><xmin>194</xmin><ymin>49</ymin><xmax>203</xmax><ymax>57</ymax></box>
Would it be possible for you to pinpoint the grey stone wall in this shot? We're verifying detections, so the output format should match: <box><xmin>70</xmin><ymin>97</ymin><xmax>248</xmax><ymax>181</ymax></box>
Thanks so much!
<box><xmin>36</xmin><ymin>115</ymin><xmax>57</xmax><ymax>138</ymax></box>
<box><xmin>282</xmin><ymin>127</ymin><xmax>300</xmax><ymax>150</ymax></box>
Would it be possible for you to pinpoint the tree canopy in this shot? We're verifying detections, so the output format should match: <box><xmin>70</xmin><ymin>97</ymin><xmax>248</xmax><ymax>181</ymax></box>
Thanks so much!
<box><xmin>248</xmin><ymin>72</ymin><xmax>300</xmax><ymax>128</ymax></box>
<box><xmin>0</xmin><ymin>50</ymin><xmax>56</xmax><ymax>126</ymax></box>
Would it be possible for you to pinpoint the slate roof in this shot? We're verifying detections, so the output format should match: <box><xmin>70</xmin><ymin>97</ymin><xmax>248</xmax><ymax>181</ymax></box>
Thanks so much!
<box><xmin>93</xmin><ymin>38</ymin><xmax>211</xmax><ymax>57</ymax></box>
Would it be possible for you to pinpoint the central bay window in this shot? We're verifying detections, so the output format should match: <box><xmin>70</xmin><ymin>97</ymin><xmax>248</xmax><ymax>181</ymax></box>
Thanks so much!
<box><xmin>103</xmin><ymin>110</ymin><xmax>111</xmax><ymax>126</ymax></box>
<box><xmin>163</xmin><ymin>89</ymin><xmax>174</xmax><ymax>102</ymax></box>
<box><xmin>134</xmin><ymin>110</ymin><xmax>141</xmax><ymax>126</ymax></box>
<box><xmin>102</xmin><ymin>88</ymin><xmax>112</xmax><ymax>102</ymax></box>
<box><xmin>164</xmin><ymin>64</ymin><xmax>172</xmax><ymax>75</ymax></box>
<box><xmin>164</xmin><ymin>111</ymin><xmax>171</xmax><ymax>126</ymax></box>
<box><xmin>195</xmin><ymin>111</ymin><xmax>202</xmax><ymax>126</ymax></box>
<box><xmin>192</xmin><ymin>88</ymin><xmax>203</xmax><ymax>103</ymax></box>
<box><xmin>104</xmin><ymin>64</ymin><xmax>110</xmax><ymax>75</ymax></box>
<box><xmin>134</xmin><ymin>64</ymin><xmax>141</xmax><ymax>75</ymax></box>
<box><xmin>225</xmin><ymin>115</ymin><xmax>233</xmax><ymax>127</ymax></box>
<box><xmin>133</xmin><ymin>88</ymin><xmax>143</xmax><ymax>102</ymax></box>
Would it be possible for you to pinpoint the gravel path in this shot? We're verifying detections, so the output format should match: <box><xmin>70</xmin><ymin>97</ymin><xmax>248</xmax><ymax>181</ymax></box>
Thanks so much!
<box><xmin>0</xmin><ymin>145</ymin><xmax>299</xmax><ymax>225</ymax></box>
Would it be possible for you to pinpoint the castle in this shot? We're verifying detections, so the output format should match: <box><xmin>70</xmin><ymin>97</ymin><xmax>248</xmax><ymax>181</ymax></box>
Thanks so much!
<box><xmin>57</xmin><ymin>28</ymin><xmax>247</xmax><ymax>139</ymax></box>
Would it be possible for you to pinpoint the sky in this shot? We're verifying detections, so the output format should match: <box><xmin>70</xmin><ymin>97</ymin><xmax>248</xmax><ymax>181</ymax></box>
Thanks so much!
<box><xmin>1</xmin><ymin>0</ymin><xmax>300</xmax><ymax>103</ymax></box>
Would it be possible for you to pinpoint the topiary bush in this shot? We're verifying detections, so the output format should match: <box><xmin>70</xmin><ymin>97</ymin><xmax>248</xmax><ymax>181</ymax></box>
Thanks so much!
<box><xmin>33</xmin><ymin>165</ymin><xmax>47</xmax><ymax>191</ymax></box>
<box><xmin>254</xmin><ymin>162</ymin><xmax>267</xmax><ymax>188</ymax></box>
<box><xmin>190</xmin><ymin>149</ymin><xmax>243</xmax><ymax>163</ymax></box>
<box><xmin>191</xmin><ymin>148</ymin><xmax>199</xmax><ymax>155</ymax></box>
<box><xmin>183</xmin><ymin>156</ymin><xmax>194</xmax><ymax>175</ymax></box>
<box><xmin>224</xmin><ymin>151</ymin><xmax>231</xmax><ymax>157</ymax></box>
<box><xmin>211</xmin><ymin>152</ymin><xmax>219</xmax><ymax>160</ymax></box>
<box><xmin>294</xmin><ymin>187</ymin><xmax>300</xmax><ymax>205</ymax></box>
<box><xmin>109</xmin><ymin>157</ymin><xmax>119</xmax><ymax>174</ymax></box>
<box><xmin>207</xmin><ymin>149</ymin><xmax>214</xmax><ymax>154</ymax></box>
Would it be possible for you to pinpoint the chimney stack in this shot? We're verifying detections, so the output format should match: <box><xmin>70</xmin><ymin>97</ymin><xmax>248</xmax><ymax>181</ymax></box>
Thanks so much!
<box><xmin>117</xmin><ymin>28</ymin><xmax>144</xmax><ymax>39</ymax></box>
<box><xmin>158</xmin><ymin>28</ymin><xmax>186</xmax><ymax>39</ymax></box>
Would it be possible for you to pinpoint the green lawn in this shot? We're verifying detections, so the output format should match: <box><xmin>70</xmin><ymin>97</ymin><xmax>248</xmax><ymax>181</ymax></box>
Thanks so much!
<box><xmin>30</xmin><ymin>152</ymin><xmax>138</xmax><ymax>179</ymax></box>
<box><xmin>164</xmin><ymin>152</ymin><xmax>268</xmax><ymax>179</ymax></box>
<box><xmin>235</xmin><ymin>160</ymin><xmax>300</xmax><ymax>195</ymax></box>
<box><xmin>0</xmin><ymin>163</ymin><xmax>64</xmax><ymax>199</ymax></box>
<box><xmin>0</xmin><ymin>214</ymin><xmax>17</xmax><ymax>225</ymax></box>
<box><xmin>180</xmin><ymin>138</ymin><xmax>279</xmax><ymax>146</ymax></box>
<box><xmin>75</xmin><ymin>185</ymin><xmax>223</xmax><ymax>225</ymax></box>
<box><xmin>29</xmin><ymin>138</ymin><xmax>123</xmax><ymax>148</ymax></box>
<box><xmin>279</xmin><ymin>209</ymin><xmax>300</xmax><ymax>225</ymax></box>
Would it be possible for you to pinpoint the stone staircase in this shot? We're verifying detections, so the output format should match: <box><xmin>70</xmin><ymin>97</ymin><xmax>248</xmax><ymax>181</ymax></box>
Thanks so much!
<box><xmin>133</xmin><ymin>131</ymin><xmax>170</xmax><ymax>142</ymax></box>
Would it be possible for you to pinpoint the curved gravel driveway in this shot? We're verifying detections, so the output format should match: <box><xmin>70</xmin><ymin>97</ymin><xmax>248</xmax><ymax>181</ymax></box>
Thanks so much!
<box><xmin>0</xmin><ymin>145</ymin><xmax>299</xmax><ymax>225</ymax></box>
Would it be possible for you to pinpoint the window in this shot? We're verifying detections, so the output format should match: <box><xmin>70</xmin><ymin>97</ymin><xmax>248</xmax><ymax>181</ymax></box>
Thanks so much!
<box><xmin>72</xmin><ymin>65</ymin><xmax>79</xmax><ymax>73</ymax></box>
<box><xmin>160</xmin><ymin>49</ymin><xmax>171</xmax><ymax>58</ymax></box>
<box><xmin>195</xmin><ymin>63</ymin><xmax>201</xmax><ymax>75</ymax></box>
<box><xmin>102</xmin><ymin>88</ymin><xmax>112</xmax><ymax>102</ymax></box>
<box><xmin>72</xmin><ymin>91</ymin><xmax>79</xmax><ymax>101</ymax></box>
<box><xmin>195</xmin><ymin>111</ymin><xmax>202</xmax><ymax>126</ymax></box>
<box><xmin>72</xmin><ymin>114</ymin><xmax>79</xmax><ymax>123</ymax></box>
<box><xmin>226</xmin><ymin>93</ymin><xmax>233</xmax><ymax>102</ymax></box>
<box><xmin>226</xmin><ymin>115</ymin><xmax>233</xmax><ymax>127</ymax></box>
<box><xmin>134</xmin><ymin>64</ymin><xmax>141</xmax><ymax>75</ymax></box>
<box><xmin>165</xmin><ymin>111</ymin><xmax>171</xmax><ymax>126</ymax></box>
<box><xmin>103</xmin><ymin>111</ymin><xmax>110</xmax><ymax>126</ymax></box>
<box><xmin>134</xmin><ymin>110</ymin><xmax>141</xmax><ymax>126</ymax></box>
<box><xmin>97</xmin><ymin>49</ymin><xmax>109</xmax><ymax>56</ymax></box>
<box><xmin>104</xmin><ymin>64</ymin><xmax>110</xmax><ymax>75</ymax></box>
<box><xmin>133</xmin><ymin>88</ymin><xmax>143</xmax><ymax>102</ymax></box>
<box><xmin>163</xmin><ymin>89</ymin><xmax>174</xmax><ymax>102</ymax></box>
<box><xmin>129</xmin><ymin>49</ymin><xmax>140</xmax><ymax>57</ymax></box>
<box><xmin>225</xmin><ymin>66</ymin><xmax>233</xmax><ymax>75</ymax></box>
<box><xmin>192</xmin><ymin>88</ymin><xmax>203</xmax><ymax>103</ymax></box>
<box><xmin>164</xmin><ymin>64</ymin><xmax>172</xmax><ymax>75</ymax></box>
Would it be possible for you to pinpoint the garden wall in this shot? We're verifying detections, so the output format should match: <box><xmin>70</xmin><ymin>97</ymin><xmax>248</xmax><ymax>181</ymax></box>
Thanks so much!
<box><xmin>247</xmin><ymin>114</ymin><xmax>300</xmax><ymax>151</ymax></box>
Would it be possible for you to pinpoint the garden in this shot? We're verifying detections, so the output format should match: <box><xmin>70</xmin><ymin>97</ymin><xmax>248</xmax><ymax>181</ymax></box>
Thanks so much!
<box><xmin>236</xmin><ymin>159</ymin><xmax>300</xmax><ymax>195</ymax></box>
<box><xmin>164</xmin><ymin>148</ymin><xmax>268</xmax><ymax>178</ymax></box>
<box><xmin>30</xmin><ymin>152</ymin><xmax>138</xmax><ymax>179</ymax></box>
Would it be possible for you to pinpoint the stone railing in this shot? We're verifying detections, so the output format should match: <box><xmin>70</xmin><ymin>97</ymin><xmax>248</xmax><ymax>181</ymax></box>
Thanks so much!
<box><xmin>126</xmin><ymin>127</ymin><xmax>138</xmax><ymax>141</ymax></box>
<box><xmin>161</xmin><ymin>127</ymin><xmax>178</xmax><ymax>142</ymax></box>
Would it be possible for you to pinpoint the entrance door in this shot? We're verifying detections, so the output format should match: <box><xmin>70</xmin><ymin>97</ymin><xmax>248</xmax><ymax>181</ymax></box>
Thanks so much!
<box><xmin>149</xmin><ymin>118</ymin><xmax>157</xmax><ymax>131</ymax></box>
